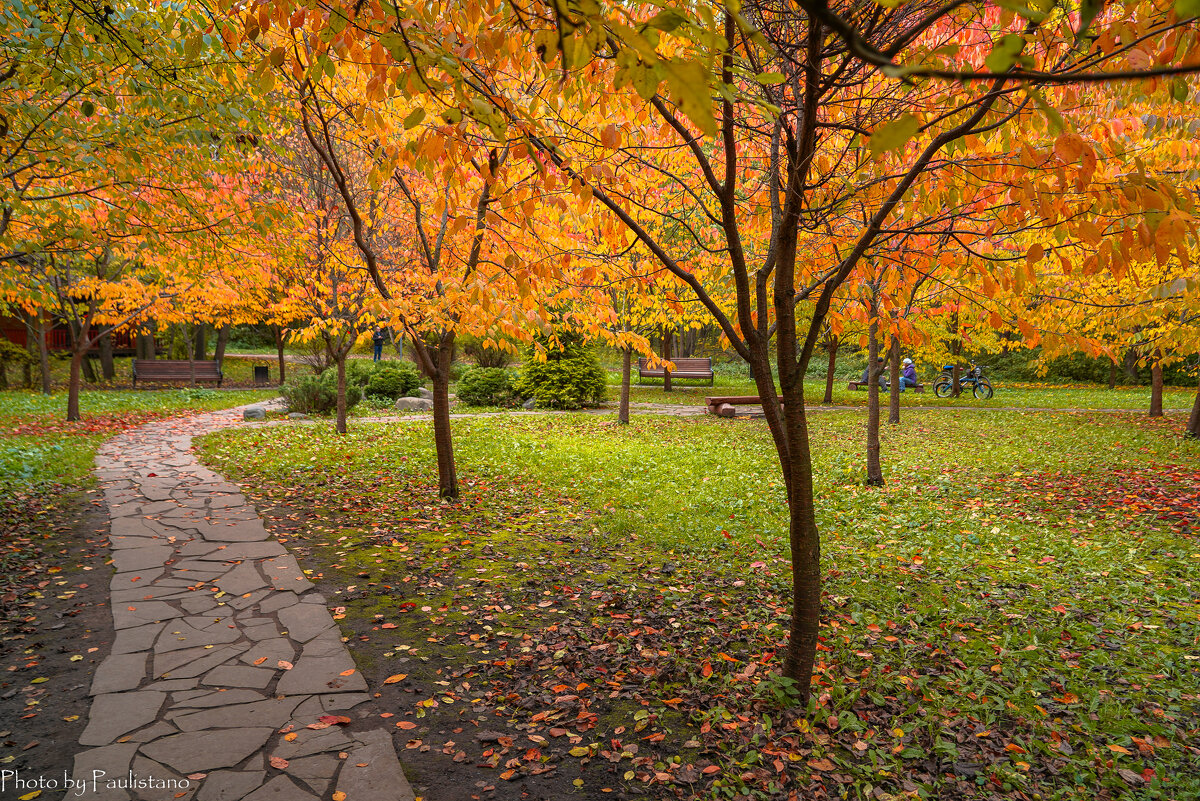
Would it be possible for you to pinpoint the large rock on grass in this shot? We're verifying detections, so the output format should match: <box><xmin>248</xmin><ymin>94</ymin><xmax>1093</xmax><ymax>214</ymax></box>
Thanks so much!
<box><xmin>394</xmin><ymin>397</ymin><xmax>433</xmax><ymax>412</ymax></box>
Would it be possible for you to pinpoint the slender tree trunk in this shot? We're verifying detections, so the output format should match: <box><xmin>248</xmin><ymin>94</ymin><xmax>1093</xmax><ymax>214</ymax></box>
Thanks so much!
<box><xmin>335</xmin><ymin>354</ymin><xmax>348</xmax><ymax>434</ymax></box>
<box><xmin>1150</xmin><ymin>351</ymin><xmax>1163</xmax><ymax>418</ymax></box>
<box><xmin>866</xmin><ymin>320</ymin><xmax>884</xmax><ymax>486</ymax></box>
<box><xmin>949</xmin><ymin>313</ymin><xmax>962</xmax><ymax>397</ymax></box>
<box><xmin>1108</xmin><ymin>360</ymin><xmax>1118</xmax><ymax>389</ymax></box>
<box><xmin>193</xmin><ymin>323</ymin><xmax>207</xmax><ymax>361</ymax></box>
<box><xmin>188</xmin><ymin>324</ymin><xmax>197</xmax><ymax>387</ymax></box>
<box><xmin>1186</xmin><ymin>373</ymin><xmax>1200</xmax><ymax>439</ymax></box>
<box><xmin>98</xmin><ymin>332</ymin><xmax>115</xmax><ymax>381</ymax></box>
<box><xmin>81</xmin><ymin>353</ymin><xmax>98</xmax><ymax>384</ymax></box>
<box><xmin>779</xmin><ymin>393</ymin><xmax>820</xmax><ymax>706</ymax></box>
<box><xmin>431</xmin><ymin>338</ymin><xmax>459</xmax><ymax>499</ymax></box>
<box><xmin>37</xmin><ymin>317</ymin><xmax>51</xmax><ymax>395</ymax></box>
<box><xmin>888</xmin><ymin>338</ymin><xmax>901</xmax><ymax>425</ymax></box>
<box><xmin>662</xmin><ymin>327</ymin><xmax>673</xmax><ymax>392</ymax></box>
<box><xmin>0</xmin><ymin>358</ymin><xmax>8</xmax><ymax>389</ymax></box>
<box><xmin>822</xmin><ymin>335</ymin><xmax>837</xmax><ymax>405</ymax></box>
<box><xmin>21</xmin><ymin>314</ymin><xmax>35</xmax><ymax>389</ymax></box>
<box><xmin>618</xmin><ymin>345</ymin><xmax>631</xmax><ymax>424</ymax></box>
<box><xmin>1123</xmin><ymin>348</ymin><xmax>1139</xmax><ymax>382</ymax></box>
<box><xmin>214</xmin><ymin>326</ymin><xmax>230</xmax><ymax>365</ymax></box>
<box><xmin>67</xmin><ymin>347</ymin><xmax>84</xmax><ymax>422</ymax></box>
<box><xmin>275</xmin><ymin>326</ymin><xmax>287</xmax><ymax>385</ymax></box>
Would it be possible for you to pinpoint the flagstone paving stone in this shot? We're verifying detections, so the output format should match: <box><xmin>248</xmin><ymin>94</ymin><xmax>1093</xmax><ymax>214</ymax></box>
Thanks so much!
<box><xmin>74</xmin><ymin>403</ymin><xmax>413</xmax><ymax>801</ymax></box>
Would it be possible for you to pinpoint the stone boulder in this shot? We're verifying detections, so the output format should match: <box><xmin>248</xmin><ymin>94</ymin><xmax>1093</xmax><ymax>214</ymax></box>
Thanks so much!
<box><xmin>243</xmin><ymin>407</ymin><xmax>266</xmax><ymax>421</ymax></box>
<box><xmin>287</xmin><ymin>412</ymin><xmax>310</xmax><ymax>420</ymax></box>
<box><xmin>394</xmin><ymin>397</ymin><xmax>434</xmax><ymax>412</ymax></box>
<box><xmin>416</xmin><ymin>387</ymin><xmax>434</xmax><ymax>400</ymax></box>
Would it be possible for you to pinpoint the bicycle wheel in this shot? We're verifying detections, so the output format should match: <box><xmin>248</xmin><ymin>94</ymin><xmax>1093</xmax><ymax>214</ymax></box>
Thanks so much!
<box><xmin>934</xmin><ymin>380</ymin><xmax>954</xmax><ymax>398</ymax></box>
<box><xmin>973</xmin><ymin>381</ymin><xmax>994</xmax><ymax>400</ymax></box>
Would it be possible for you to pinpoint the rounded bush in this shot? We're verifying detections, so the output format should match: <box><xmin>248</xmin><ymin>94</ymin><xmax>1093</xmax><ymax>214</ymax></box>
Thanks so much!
<box><xmin>281</xmin><ymin>370</ymin><xmax>362</xmax><ymax>415</ymax></box>
<box><xmin>366</xmin><ymin>368</ymin><xmax>408</xmax><ymax>400</ymax></box>
<box><xmin>348</xmin><ymin>359</ymin><xmax>422</xmax><ymax>397</ymax></box>
<box><xmin>514</xmin><ymin>335</ymin><xmax>606</xmax><ymax>410</ymax></box>
<box><xmin>457</xmin><ymin>367</ymin><xmax>516</xmax><ymax>407</ymax></box>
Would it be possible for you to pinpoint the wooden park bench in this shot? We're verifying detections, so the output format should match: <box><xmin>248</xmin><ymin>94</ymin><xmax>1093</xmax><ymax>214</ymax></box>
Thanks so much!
<box><xmin>846</xmin><ymin>380</ymin><xmax>924</xmax><ymax>393</ymax></box>
<box><xmin>637</xmin><ymin>356</ymin><xmax>714</xmax><ymax>385</ymax></box>
<box><xmin>132</xmin><ymin>359</ymin><xmax>223</xmax><ymax>387</ymax></box>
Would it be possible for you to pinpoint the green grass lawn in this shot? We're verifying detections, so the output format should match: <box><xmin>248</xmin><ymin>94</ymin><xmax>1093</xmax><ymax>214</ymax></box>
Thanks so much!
<box><xmin>0</xmin><ymin>388</ymin><xmax>278</xmax><ymax>489</ymax></box>
<box><xmin>622</xmin><ymin>376</ymin><xmax>1197</xmax><ymax>411</ymax></box>
<box><xmin>197</xmin><ymin>409</ymin><xmax>1200</xmax><ymax>800</ymax></box>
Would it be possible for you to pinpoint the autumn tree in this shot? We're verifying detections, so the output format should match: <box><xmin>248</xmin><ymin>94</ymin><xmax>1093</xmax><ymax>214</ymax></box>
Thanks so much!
<box><xmin>232</xmin><ymin>0</ymin><xmax>1200</xmax><ymax>703</ymax></box>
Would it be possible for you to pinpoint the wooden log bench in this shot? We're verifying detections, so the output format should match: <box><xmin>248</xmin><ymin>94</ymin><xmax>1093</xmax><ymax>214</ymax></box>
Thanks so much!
<box><xmin>638</xmin><ymin>356</ymin><xmax>714</xmax><ymax>385</ymax></box>
<box><xmin>132</xmin><ymin>359</ymin><xmax>223</xmax><ymax>387</ymax></box>
<box><xmin>846</xmin><ymin>381</ymin><xmax>924</xmax><ymax>393</ymax></box>
<box><xmin>705</xmin><ymin>395</ymin><xmax>785</xmax><ymax>417</ymax></box>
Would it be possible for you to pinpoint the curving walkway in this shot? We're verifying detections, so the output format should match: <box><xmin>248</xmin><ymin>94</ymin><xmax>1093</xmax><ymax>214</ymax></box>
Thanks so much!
<box><xmin>80</xmin><ymin>404</ymin><xmax>412</xmax><ymax>801</ymax></box>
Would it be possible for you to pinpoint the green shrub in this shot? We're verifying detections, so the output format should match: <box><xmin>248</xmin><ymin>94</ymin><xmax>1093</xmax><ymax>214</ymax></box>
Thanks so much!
<box><xmin>366</xmin><ymin>368</ymin><xmax>409</xmax><ymax>400</ymax></box>
<box><xmin>281</xmin><ymin>370</ymin><xmax>362</xmax><ymax>415</ymax></box>
<box><xmin>514</xmin><ymin>334</ymin><xmax>606</xmax><ymax>409</ymax></box>
<box><xmin>347</xmin><ymin>360</ymin><xmax>422</xmax><ymax>396</ymax></box>
<box><xmin>457</xmin><ymin>367</ymin><xmax>516</xmax><ymax>407</ymax></box>
<box><xmin>461</xmin><ymin>334</ymin><xmax>513</xmax><ymax>368</ymax></box>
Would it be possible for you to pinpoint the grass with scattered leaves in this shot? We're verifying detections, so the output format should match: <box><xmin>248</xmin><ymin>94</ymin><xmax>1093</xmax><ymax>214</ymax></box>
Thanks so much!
<box><xmin>0</xmin><ymin>388</ymin><xmax>277</xmax><ymax>490</ymax></box>
<box><xmin>197</xmin><ymin>409</ymin><xmax>1199</xmax><ymax>801</ymax></box>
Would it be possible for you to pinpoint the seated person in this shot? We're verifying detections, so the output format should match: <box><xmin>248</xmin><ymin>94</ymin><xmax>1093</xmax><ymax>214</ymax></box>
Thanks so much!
<box><xmin>899</xmin><ymin>358</ymin><xmax>918</xmax><ymax>392</ymax></box>
<box><xmin>860</xmin><ymin>357</ymin><xmax>888</xmax><ymax>391</ymax></box>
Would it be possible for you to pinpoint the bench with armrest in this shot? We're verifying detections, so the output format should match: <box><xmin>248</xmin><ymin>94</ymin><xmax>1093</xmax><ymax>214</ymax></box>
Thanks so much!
<box><xmin>637</xmin><ymin>356</ymin><xmax>714</xmax><ymax>385</ymax></box>
<box><xmin>132</xmin><ymin>359</ymin><xmax>223</xmax><ymax>387</ymax></box>
<box><xmin>846</xmin><ymin>380</ymin><xmax>924</xmax><ymax>393</ymax></box>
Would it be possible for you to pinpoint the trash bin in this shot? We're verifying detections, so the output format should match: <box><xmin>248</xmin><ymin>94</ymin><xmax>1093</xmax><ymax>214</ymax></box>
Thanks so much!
<box><xmin>253</xmin><ymin>365</ymin><xmax>270</xmax><ymax>385</ymax></box>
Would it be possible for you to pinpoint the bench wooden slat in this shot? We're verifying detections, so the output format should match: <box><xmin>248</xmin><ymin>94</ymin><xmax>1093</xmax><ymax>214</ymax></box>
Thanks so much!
<box><xmin>636</xmin><ymin>356</ymin><xmax>714</xmax><ymax>385</ymax></box>
<box><xmin>133</xmin><ymin>359</ymin><xmax>223</xmax><ymax>387</ymax></box>
<box><xmin>847</xmin><ymin>381</ymin><xmax>924</xmax><ymax>393</ymax></box>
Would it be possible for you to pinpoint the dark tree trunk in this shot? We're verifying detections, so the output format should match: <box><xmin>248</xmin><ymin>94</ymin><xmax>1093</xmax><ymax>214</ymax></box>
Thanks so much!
<box><xmin>822</xmin><ymin>335</ymin><xmax>837</xmax><ymax>405</ymax></box>
<box><xmin>137</xmin><ymin>320</ymin><xmax>157</xmax><ymax>359</ymax></box>
<box><xmin>275</xmin><ymin>327</ymin><xmax>287</xmax><ymax>385</ymax></box>
<box><xmin>1186</xmin><ymin>374</ymin><xmax>1200</xmax><ymax>439</ymax></box>
<box><xmin>187</xmin><ymin>324</ymin><xmax>197</xmax><ymax>387</ymax></box>
<box><xmin>81</xmin><ymin>353</ymin><xmax>99</xmax><ymax>384</ymax></box>
<box><xmin>1108</xmin><ymin>360</ymin><xmax>1118</xmax><ymax>389</ymax></box>
<box><xmin>779</xmin><ymin>393</ymin><xmax>820</xmax><ymax>711</ymax></box>
<box><xmin>335</xmin><ymin>354</ymin><xmax>348</xmax><ymax>434</ymax></box>
<box><xmin>888</xmin><ymin>338</ymin><xmax>901</xmax><ymax>425</ymax></box>
<box><xmin>618</xmin><ymin>346</ymin><xmax>631</xmax><ymax>424</ymax></box>
<box><xmin>214</xmin><ymin>326</ymin><xmax>230</xmax><ymax>365</ymax></box>
<box><xmin>662</xmin><ymin>327</ymin><xmax>673</xmax><ymax>392</ymax></box>
<box><xmin>1123</xmin><ymin>348</ymin><xmax>1139</xmax><ymax>382</ymax></box>
<box><xmin>1150</xmin><ymin>351</ymin><xmax>1163</xmax><ymax>418</ymax></box>
<box><xmin>949</xmin><ymin>313</ymin><xmax>962</xmax><ymax>397</ymax></box>
<box><xmin>431</xmin><ymin>336</ymin><xmax>458</xmax><ymax>499</ymax></box>
<box><xmin>866</xmin><ymin>320</ymin><xmax>884</xmax><ymax>486</ymax></box>
<box><xmin>37</xmin><ymin>317</ymin><xmax>51</xmax><ymax>394</ymax></box>
<box><xmin>21</xmin><ymin>314</ymin><xmax>35</xmax><ymax>389</ymax></box>
<box><xmin>0</xmin><ymin>358</ymin><xmax>8</xmax><ymax>389</ymax></box>
<box><xmin>193</xmin><ymin>323</ymin><xmax>207</xmax><ymax>361</ymax></box>
<box><xmin>67</xmin><ymin>347</ymin><xmax>84</xmax><ymax>422</ymax></box>
<box><xmin>98</xmin><ymin>332</ymin><xmax>115</xmax><ymax>381</ymax></box>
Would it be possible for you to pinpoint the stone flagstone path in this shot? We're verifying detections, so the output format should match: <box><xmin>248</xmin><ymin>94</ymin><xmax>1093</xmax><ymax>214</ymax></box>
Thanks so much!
<box><xmin>78</xmin><ymin>404</ymin><xmax>413</xmax><ymax>801</ymax></box>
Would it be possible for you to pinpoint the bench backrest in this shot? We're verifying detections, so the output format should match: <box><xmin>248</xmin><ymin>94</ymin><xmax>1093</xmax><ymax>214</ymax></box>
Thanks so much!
<box><xmin>135</xmin><ymin>359</ymin><xmax>221</xmax><ymax>376</ymax></box>
<box><xmin>637</xmin><ymin>357</ymin><xmax>712</xmax><ymax>371</ymax></box>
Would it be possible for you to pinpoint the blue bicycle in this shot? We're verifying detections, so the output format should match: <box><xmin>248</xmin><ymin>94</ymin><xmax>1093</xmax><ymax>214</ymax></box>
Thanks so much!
<box><xmin>934</xmin><ymin>364</ymin><xmax>993</xmax><ymax>399</ymax></box>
